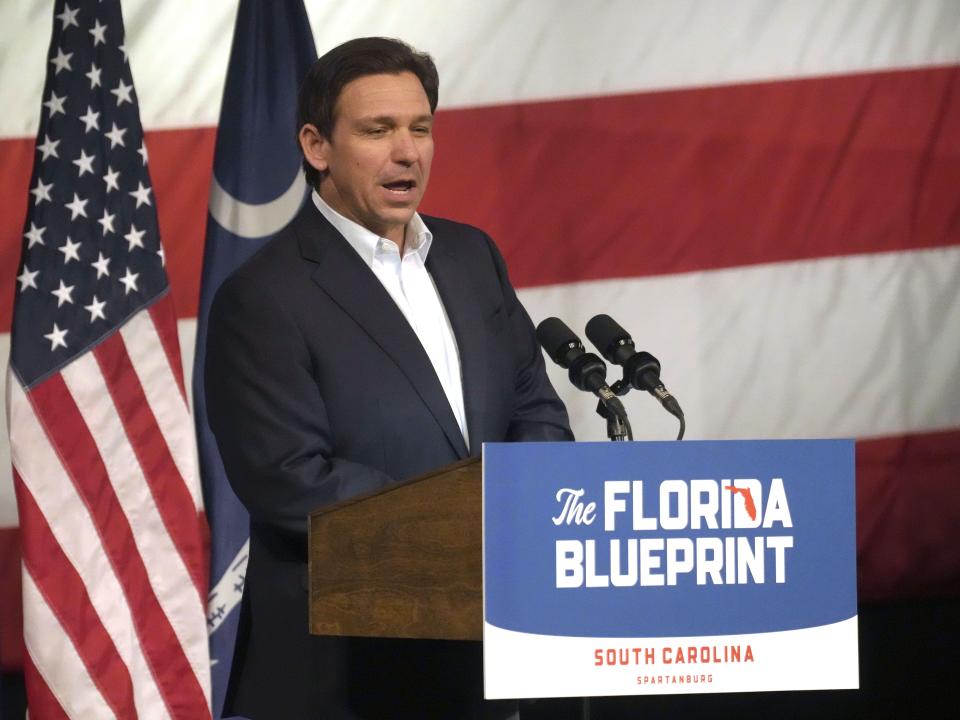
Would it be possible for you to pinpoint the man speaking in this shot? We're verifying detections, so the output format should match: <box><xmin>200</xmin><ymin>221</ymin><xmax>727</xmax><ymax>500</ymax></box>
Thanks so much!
<box><xmin>205</xmin><ymin>37</ymin><xmax>572</xmax><ymax>718</ymax></box>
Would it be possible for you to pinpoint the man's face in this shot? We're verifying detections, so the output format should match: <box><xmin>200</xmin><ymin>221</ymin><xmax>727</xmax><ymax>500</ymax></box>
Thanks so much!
<box><xmin>307</xmin><ymin>71</ymin><xmax>434</xmax><ymax>244</ymax></box>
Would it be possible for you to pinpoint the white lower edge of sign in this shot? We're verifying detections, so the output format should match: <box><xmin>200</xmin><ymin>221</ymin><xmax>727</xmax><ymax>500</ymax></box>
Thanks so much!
<box><xmin>483</xmin><ymin>616</ymin><xmax>859</xmax><ymax>699</ymax></box>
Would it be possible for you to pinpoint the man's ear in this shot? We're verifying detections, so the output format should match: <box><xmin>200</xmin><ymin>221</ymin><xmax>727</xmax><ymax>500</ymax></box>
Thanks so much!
<box><xmin>299</xmin><ymin>123</ymin><xmax>329</xmax><ymax>174</ymax></box>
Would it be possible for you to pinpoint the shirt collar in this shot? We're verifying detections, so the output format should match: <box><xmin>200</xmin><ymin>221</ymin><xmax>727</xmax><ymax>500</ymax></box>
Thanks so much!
<box><xmin>312</xmin><ymin>190</ymin><xmax>432</xmax><ymax>267</ymax></box>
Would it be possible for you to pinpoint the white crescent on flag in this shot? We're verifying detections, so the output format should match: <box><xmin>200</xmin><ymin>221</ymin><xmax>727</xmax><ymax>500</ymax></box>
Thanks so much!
<box><xmin>207</xmin><ymin>170</ymin><xmax>307</xmax><ymax>238</ymax></box>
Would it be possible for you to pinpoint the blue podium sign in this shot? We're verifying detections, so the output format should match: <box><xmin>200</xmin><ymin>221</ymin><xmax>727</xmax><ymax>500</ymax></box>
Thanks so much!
<box><xmin>482</xmin><ymin>440</ymin><xmax>858</xmax><ymax>698</ymax></box>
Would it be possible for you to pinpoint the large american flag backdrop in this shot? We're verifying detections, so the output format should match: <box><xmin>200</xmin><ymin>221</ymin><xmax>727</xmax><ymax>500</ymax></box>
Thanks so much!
<box><xmin>1</xmin><ymin>0</ymin><xmax>958</xmax><ymax>680</ymax></box>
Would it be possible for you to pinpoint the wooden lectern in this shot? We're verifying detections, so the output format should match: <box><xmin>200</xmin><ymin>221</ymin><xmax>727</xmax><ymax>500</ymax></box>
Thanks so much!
<box><xmin>308</xmin><ymin>457</ymin><xmax>482</xmax><ymax>641</ymax></box>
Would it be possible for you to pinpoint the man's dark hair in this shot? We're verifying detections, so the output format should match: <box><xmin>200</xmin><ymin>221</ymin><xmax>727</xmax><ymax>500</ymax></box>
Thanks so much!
<box><xmin>297</xmin><ymin>37</ymin><xmax>439</xmax><ymax>188</ymax></box>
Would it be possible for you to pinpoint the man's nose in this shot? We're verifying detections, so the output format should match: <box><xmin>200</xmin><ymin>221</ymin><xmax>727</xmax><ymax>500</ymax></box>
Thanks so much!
<box><xmin>391</xmin><ymin>130</ymin><xmax>419</xmax><ymax>164</ymax></box>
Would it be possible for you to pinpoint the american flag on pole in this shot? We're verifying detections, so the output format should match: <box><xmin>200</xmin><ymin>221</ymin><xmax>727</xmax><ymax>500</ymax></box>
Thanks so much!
<box><xmin>8</xmin><ymin>1</ymin><xmax>211</xmax><ymax>716</ymax></box>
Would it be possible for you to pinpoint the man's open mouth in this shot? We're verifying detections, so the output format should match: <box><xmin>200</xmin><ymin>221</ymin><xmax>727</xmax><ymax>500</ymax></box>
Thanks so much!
<box><xmin>383</xmin><ymin>180</ymin><xmax>415</xmax><ymax>193</ymax></box>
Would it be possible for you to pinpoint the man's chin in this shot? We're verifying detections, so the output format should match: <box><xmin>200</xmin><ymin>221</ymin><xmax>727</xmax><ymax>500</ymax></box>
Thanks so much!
<box><xmin>378</xmin><ymin>206</ymin><xmax>418</xmax><ymax>227</ymax></box>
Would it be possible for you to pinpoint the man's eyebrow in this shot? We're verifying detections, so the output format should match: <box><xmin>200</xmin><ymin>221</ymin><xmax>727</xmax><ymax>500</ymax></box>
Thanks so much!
<box><xmin>357</xmin><ymin>114</ymin><xmax>434</xmax><ymax>125</ymax></box>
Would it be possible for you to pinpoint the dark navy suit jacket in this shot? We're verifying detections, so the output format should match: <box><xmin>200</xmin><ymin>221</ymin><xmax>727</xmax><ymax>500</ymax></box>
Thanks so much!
<box><xmin>206</xmin><ymin>201</ymin><xmax>572</xmax><ymax>719</ymax></box>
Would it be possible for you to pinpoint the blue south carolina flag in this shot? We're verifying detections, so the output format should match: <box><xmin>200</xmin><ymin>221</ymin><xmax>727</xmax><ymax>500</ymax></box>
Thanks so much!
<box><xmin>192</xmin><ymin>1</ymin><xmax>316</xmax><ymax>716</ymax></box>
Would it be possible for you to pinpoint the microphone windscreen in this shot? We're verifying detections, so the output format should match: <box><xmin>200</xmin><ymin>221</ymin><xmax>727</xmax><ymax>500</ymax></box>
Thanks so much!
<box><xmin>536</xmin><ymin>317</ymin><xmax>582</xmax><ymax>367</ymax></box>
<box><xmin>585</xmin><ymin>314</ymin><xmax>631</xmax><ymax>361</ymax></box>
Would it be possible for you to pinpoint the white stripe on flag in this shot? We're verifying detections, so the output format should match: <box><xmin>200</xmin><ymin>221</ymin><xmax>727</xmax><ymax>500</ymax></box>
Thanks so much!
<box><xmin>2</xmin><ymin>0</ymin><xmax>959</xmax><ymax>136</ymax></box>
<box><xmin>521</xmin><ymin>246</ymin><xmax>960</xmax><ymax>442</ymax></box>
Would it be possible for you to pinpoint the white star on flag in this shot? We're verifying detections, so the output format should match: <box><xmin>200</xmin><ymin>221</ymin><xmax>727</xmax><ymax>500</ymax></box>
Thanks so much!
<box><xmin>51</xmin><ymin>280</ymin><xmax>75</xmax><ymax>307</ymax></box>
<box><xmin>58</xmin><ymin>237</ymin><xmax>82</xmax><ymax>264</ymax></box>
<box><xmin>103</xmin><ymin>165</ymin><xmax>120</xmax><ymax>192</ymax></box>
<box><xmin>56</xmin><ymin>4</ymin><xmax>80</xmax><ymax>29</ymax></box>
<box><xmin>105</xmin><ymin>122</ymin><xmax>126</xmax><ymax>148</ymax></box>
<box><xmin>43</xmin><ymin>91</ymin><xmax>66</xmax><ymax>116</ymax></box>
<box><xmin>157</xmin><ymin>245</ymin><xmax>165</xmax><ymax>267</ymax></box>
<box><xmin>84</xmin><ymin>296</ymin><xmax>107</xmax><ymax>322</ymax></box>
<box><xmin>24</xmin><ymin>223</ymin><xmax>45</xmax><ymax>248</ymax></box>
<box><xmin>17</xmin><ymin>265</ymin><xmax>39</xmax><ymax>292</ymax></box>
<box><xmin>98</xmin><ymin>209</ymin><xmax>116</xmax><ymax>235</ymax></box>
<box><xmin>43</xmin><ymin>323</ymin><xmax>68</xmax><ymax>351</ymax></box>
<box><xmin>30</xmin><ymin>179</ymin><xmax>53</xmax><ymax>205</ymax></box>
<box><xmin>89</xmin><ymin>19</ymin><xmax>108</xmax><ymax>46</ymax></box>
<box><xmin>119</xmin><ymin>268</ymin><xmax>139</xmax><ymax>294</ymax></box>
<box><xmin>65</xmin><ymin>193</ymin><xmax>88</xmax><ymax>219</ymax></box>
<box><xmin>129</xmin><ymin>182</ymin><xmax>152</xmax><ymax>208</ymax></box>
<box><xmin>111</xmin><ymin>78</ymin><xmax>133</xmax><ymax>106</ymax></box>
<box><xmin>37</xmin><ymin>135</ymin><xmax>60</xmax><ymax>161</ymax></box>
<box><xmin>125</xmin><ymin>224</ymin><xmax>146</xmax><ymax>250</ymax></box>
<box><xmin>79</xmin><ymin>106</ymin><xmax>100</xmax><ymax>132</ymax></box>
<box><xmin>91</xmin><ymin>252</ymin><xmax>111</xmax><ymax>279</ymax></box>
<box><xmin>86</xmin><ymin>62</ymin><xmax>102</xmax><ymax>88</ymax></box>
<box><xmin>138</xmin><ymin>141</ymin><xmax>149</xmax><ymax>164</ymax></box>
<box><xmin>73</xmin><ymin>149</ymin><xmax>96</xmax><ymax>176</ymax></box>
<box><xmin>50</xmin><ymin>48</ymin><xmax>73</xmax><ymax>74</ymax></box>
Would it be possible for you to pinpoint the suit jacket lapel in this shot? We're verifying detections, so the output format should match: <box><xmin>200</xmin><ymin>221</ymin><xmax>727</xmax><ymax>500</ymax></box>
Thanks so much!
<box><xmin>296</xmin><ymin>204</ymin><xmax>469</xmax><ymax>459</ymax></box>
<box><xmin>426</xmin><ymin>234</ymin><xmax>488</xmax><ymax>458</ymax></box>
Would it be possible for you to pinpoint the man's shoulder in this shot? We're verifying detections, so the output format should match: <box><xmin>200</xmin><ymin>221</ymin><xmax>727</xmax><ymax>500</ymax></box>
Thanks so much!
<box><xmin>240</xmin><ymin>227</ymin><xmax>296</xmax><ymax>276</ymax></box>
<box><xmin>221</xmin><ymin>202</ymin><xmax>327</xmax><ymax>286</ymax></box>
<box><xmin>420</xmin><ymin>213</ymin><xmax>485</xmax><ymax>239</ymax></box>
<box><xmin>420</xmin><ymin>213</ymin><xmax>498</xmax><ymax>257</ymax></box>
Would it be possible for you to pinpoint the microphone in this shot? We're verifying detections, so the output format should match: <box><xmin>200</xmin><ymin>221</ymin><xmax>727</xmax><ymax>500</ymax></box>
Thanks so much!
<box><xmin>585</xmin><ymin>314</ymin><xmax>685</xmax><ymax>436</ymax></box>
<box><xmin>536</xmin><ymin>317</ymin><xmax>607</xmax><ymax>394</ymax></box>
<box><xmin>536</xmin><ymin>317</ymin><xmax>632</xmax><ymax>440</ymax></box>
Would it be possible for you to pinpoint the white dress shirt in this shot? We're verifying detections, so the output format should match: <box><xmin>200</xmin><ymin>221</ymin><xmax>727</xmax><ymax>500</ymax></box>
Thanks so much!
<box><xmin>312</xmin><ymin>191</ymin><xmax>469</xmax><ymax>449</ymax></box>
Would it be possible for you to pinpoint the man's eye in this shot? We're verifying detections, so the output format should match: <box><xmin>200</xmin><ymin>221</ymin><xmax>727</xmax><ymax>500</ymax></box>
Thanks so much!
<box><xmin>412</xmin><ymin>126</ymin><xmax>431</xmax><ymax>136</ymax></box>
<box><xmin>366</xmin><ymin>127</ymin><xmax>388</xmax><ymax>136</ymax></box>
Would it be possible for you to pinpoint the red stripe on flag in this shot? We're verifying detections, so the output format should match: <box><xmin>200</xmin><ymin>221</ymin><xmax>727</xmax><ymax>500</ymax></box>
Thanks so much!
<box><xmin>28</xmin><ymin>374</ymin><xmax>209</xmax><ymax>717</ymax></box>
<box><xmin>145</xmin><ymin>126</ymin><xmax>216</xmax><ymax>318</ymax></box>
<box><xmin>14</xmin><ymin>471</ymin><xmax>137</xmax><ymax>718</ymax></box>
<box><xmin>0</xmin><ymin>136</ymin><xmax>32</xmax><ymax>334</ymax></box>
<box><xmin>423</xmin><ymin>65</ymin><xmax>960</xmax><ymax>287</ymax></box>
<box><xmin>856</xmin><ymin>428</ymin><xmax>960</xmax><ymax>602</ymax></box>
<box><xmin>0</xmin><ymin>527</ymin><xmax>23</xmax><ymax>671</ymax></box>
<box><xmin>1</xmin><ymin>67</ymin><xmax>957</xmax><ymax>329</ymax></box>
<box><xmin>93</xmin><ymin>331</ymin><xmax>206</xmax><ymax>598</ymax></box>
<box><xmin>149</xmin><ymin>292</ymin><xmax>188</xmax><ymax>401</ymax></box>
<box><xmin>22</xmin><ymin>651</ymin><xmax>70</xmax><ymax>720</ymax></box>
